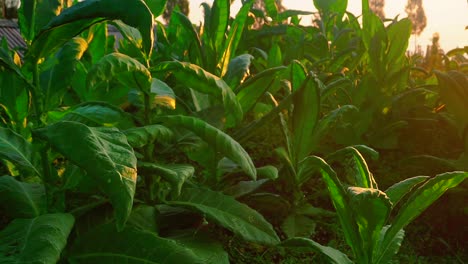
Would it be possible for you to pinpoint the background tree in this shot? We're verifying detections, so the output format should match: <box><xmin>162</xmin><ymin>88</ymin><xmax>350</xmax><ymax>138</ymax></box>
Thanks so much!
<box><xmin>163</xmin><ymin>0</ymin><xmax>189</xmax><ymax>23</ymax></box>
<box><xmin>250</xmin><ymin>0</ymin><xmax>285</xmax><ymax>28</ymax></box>
<box><xmin>369</xmin><ymin>0</ymin><xmax>385</xmax><ymax>20</ymax></box>
<box><xmin>2</xmin><ymin>0</ymin><xmax>19</xmax><ymax>19</ymax></box>
<box><xmin>405</xmin><ymin>0</ymin><xmax>427</xmax><ymax>36</ymax></box>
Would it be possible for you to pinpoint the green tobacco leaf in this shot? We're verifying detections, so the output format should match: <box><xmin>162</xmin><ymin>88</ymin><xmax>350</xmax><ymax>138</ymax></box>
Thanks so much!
<box><xmin>297</xmin><ymin>156</ymin><xmax>324</xmax><ymax>187</ymax></box>
<box><xmin>264</xmin><ymin>0</ymin><xmax>278</xmax><ymax>19</ymax></box>
<box><xmin>281</xmin><ymin>213</ymin><xmax>316</xmax><ymax>239</ymax></box>
<box><xmin>124</xmin><ymin>124</ymin><xmax>173</xmax><ymax>148</ymax></box>
<box><xmin>86</xmin><ymin>22</ymin><xmax>108</xmax><ymax>64</ymax></box>
<box><xmin>0</xmin><ymin>69</ymin><xmax>29</xmax><ymax>130</ymax></box>
<box><xmin>36</xmin><ymin>121</ymin><xmax>137</xmax><ymax>230</ymax></box>
<box><xmin>314</xmin><ymin>105</ymin><xmax>358</xmax><ymax>145</ymax></box>
<box><xmin>155</xmin><ymin>115</ymin><xmax>256</xmax><ymax>179</ymax></box>
<box><xmin>138</xmin><ymin>162</ymin><xmax>194</xmax><ymax>196</ymax></box>
<box><xmin>435</xmin><ymin>70</ymin><xmax>468</xmax><ymax>135</ymax></box>
<box><xmin>143</xmin><ymin>0</ymin><xmax>167</xmax><ymax>17</ymax></box>
<box><xmin>278</xmin><ymin>10</ymin><xmax>314</xmax><ymax>21</ymax></box>
<box><xmin>281</xmin><ymin>237</ymin><xmax>353</xmax><ymax>264</ymax></box>
<box><xmin>210</xmin><ymin>0</ymin><xmax>229</xmax><ymax>55</ymax></box>
<box><xmin>0</xmin><ymin>213</ymin><xmax>74</xmax><ymax>264</ymax></box>
<box><xmin>41</xmin><ymin>37</ymin><xmax>88</xmax><ymax>111</ymax></box>
<box><xmin>0</xmin><ymin>127</ymin><xmax>41</xmax><ymax>176</ymax></box>
<box><xmin>377</xmin><ymin>171</ymin><xmax>468</xmax><ymax>263</ymax></box>
<box><xmin>169</xmin><ymin>186</ymin><xmax>280</xmax><ymax>245</ymax></box>
<box><xmin>69</xmin><ymin>224</ymin><xmax>203</xmax><ymax>263</ymax></box>
<box><xmin>236</xmin><ymin>66</ymin><xmax>284</xmax><ymax>114</ymax></box>
<box><xmin>27</xmin><ymin>0</ymin><xmax>154</xmax><ymax>61</ymax></box>
<box><xmin>0</xmin><ymin>176</ymin><xmax>45</xmax><ymax>218</ymax></box>
<box><xmin>310</xmin><ymin>156</ymin><xmax>364</xmax><ymax>260</ymax></box>
<box><xmin>169</xmin><ymin>230</ymin><xmax>230</xmax><ymax>264</ymax></box>
<box><xmin>292</xmin><ymin>75</ymin><xmax>321</xmax><ymax>161</ymax></box>
<box><xmin>150</xmin><ymin>78</ymin><xmax>176</xmax><ymax>109</ymax></box>
<box><xmin>223</xmin><ymin>179</ymin><xmax>269</xmax><ymax>198</ymax></box>
<box><xmin>257</xmin><ymin>165</ymin><xmax>279</xmax><ymax>180</ymax></box>
<box><xmin>18</xmin><ymin>0</ymin><xmax>63</xmax><ymax>43</ymax></box>
<box><xmin>87</xmin><ymin>53</ymin><xmax>152</xmax><ymax>101</ymax></box>
<box><xmin>384</xmin><ymin>176</ymin><xmax>429</xmax><ymax>206</ymax></box>
<box><xmin>313</xmin><ymin>0</ymin><xmax>348</xmax><ymax>15</ymax></box>
<box><xmin>224</xmin><ymin>54</ymin><xmax>254</xmax><ymax>88</ymax></box>
<box><xmin>154</xmin><ymin>61</ymin><xmax>243</xmax><ymax>127</ymax></box>
<box><xmin>59</xmin><ymin>102</ymin><xmax>135</xmax><ymax>129</ymax></box>
<box><xmin>374</xmin><ymin>225</ymin><xmax>404</xmax><ymax>264</ymax></box>
<box><xmin>386</xmin><ymin>18</ymin><xmax>411</xmax><ymax>64</ymax></box>
<box><xmin>348</xmin><ymin>187</ymin><xmax>392</xmax><ymax>263</ymax></box>
<box><xmin>289</xmin><ymin>60</ymin><xmax>307</xmax><ymax>92</ymax></box>
<box><xmin>127</xmin><ymin>205</ymin><xmax>158</xmax><ymax>232</ymax></box>
<box><xmin>168</xmin><ymin>11</ymin><xmax>205</xmax><ymax>66</ymax></box>
<box><xmin>326</xmin><ymin>147</ymin><xmax>376</xmax><ymax>189</ymax></box>
<box><xmin>220</xmin><ymin>1</ymin><xmax>253</xmax><ymax>72</ymax></box>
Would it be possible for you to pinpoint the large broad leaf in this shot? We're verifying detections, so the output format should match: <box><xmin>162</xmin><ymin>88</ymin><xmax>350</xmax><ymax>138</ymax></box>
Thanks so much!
<box><xmin>384</xmin><ymin>176</ymin><xmax>429</xmax><ymax>206</ymax></box>
<box><xmin>289</xmin><ymin>60</ymin><xmax>307</xmax><ymax>92</ymax></box>
<box><xmin>210</xmin><ymin>0</ymin><xmax>229</xmax><ymax>56</ymax></box>
<box><xmin>168</xmin><ymin>11</ymin><xmax>205</xmax><ymax>67</ymax></box>
<box><xmin>143</xmin><ymin>0</ymin><xmax>167</xmax><ymax>17</ymax></box>
<box><xmin>264</xmin><ymin>0</ymin><xmax>278</xmax><ymax>19</ymax></box>
<box><xmin>281</xmin><ymin>213</ymin><xmax>316</xmax><ymax>239</ymax></box>
<box><xmin>309</xmin><ymin>156</ymin><xmax>364</xmax><ymax>260</ymax></box>
<box><xmin>0</xmin><ymin>213</ymin><xmax>74</xmax><ymax>264</ymax></box>
<box><xmin>0</xmin><ymin>51</ymin><xmax>30</xmax><ymax>130</ymax></box>
<box><xmin>153</xmin><ymin>61</ymin><xmax>243</xmax><ymax>127</ymax></box>
<box><xmin>435</xmin><ymin>70</ymin><xmax>468</xmax><ymax>135</ymax></box>
<box><xmin>41</xmin><ymin>37</ymin><xmax>88</xmax><ymax>111</ymax></box>
<box><xmin>168</xmin><ymin>230</ymin><xmax>230</xmax><ymax>264</ymax></box>
<box><xmin>69</xmin><ymin>224</ymin><xmax>203</xmax><ymax>263</ymax></box>
<box><xmin>376</xmin><ymin>171</ymin><xmax>468</xmax><ymax>263</ymax></box>
<box><xmin>138</xmin><ymin>162</ymin><xmax>194</xmax><ymax>196</ymax></box>
<box><xmin>223</xmin><ymin>179</ymin><xmax>269</xmax><ymax>198</ymax></box>
<box><xmin>0</xmin><ymin>127</ymin><xmax>41</xmax><ymax>176</ymax></box>
<box><xmin>313</xmin><ymin>0</ymin><xmax>348</xmax><ymax>15</ymax></box>
<box><xmin>18</xmin><ymin>0</ymin><xmax>63</xmax><ymax>43</ymax></box>
<box><xmin>36</xmin><ymin>121</ymin><xmax>137</xmax><ymax>229</ymax></box>
<box><xmin>218</xmin><ymin>1</ymin><xmax>253</xmax><ymax>75</ymax></box>
<box><xmin>127</xmin><ymin>205</ymin><xmax>158</xmax><ymax>232</ymax></box>
<box><xmin>55</xmin><ymin>102</ymin><xmax>135</xmax><ymax>129</ymax></box>
<box><xmin>86</xmin><ymin>22</ymin><xmax>109</xmax><ymax>64</ymax></box>
<box><xmin>124</xmin><ymin>124</ymin><xmax>173</xmax><ymax>148</ymax></box>
<box><xmin>386</xmin><ymin>19</ymin><xmax>412</xmax><ymax>65</ymax></box>
<box><xmin>224</xmin><ymin>54</ymin><xmax>254</xmax><ymax>89</ymax></box>
<box><xmin>168</xmin><ymin>186</ymin><xmax>280</xmax><ymax>245</ymax></box>
<box><xmin>281</xmin><ymin>237</ymin><xmax>353</xmax><ymax>264</ymax></box>
<box><xmin>87</xmin><ymin>53</ymin><xmax>152</xmax><ymax>101</ymax></box>
<box><xmin>374</xmin><ymin>225</ymin><xmax>405</xmax><ymax>264</ymax></box>
<box><xmin>155</xmin><ymin>115</ymin><xmax>256</xmax><ymax>179</ymax></box>
<box><xmin>0</xmin><ymin>176</ymin><xmax>46</xmax><ymax>218</ymax></box>
<box><xmin>326</xmin><ymin>146</ymin><xmax>377</xmax><ymax>189</ymax></box>
<box><xmin>348</xmin><ymin>187</ymin><xmax>392</xmax><ymax>263</ymax></box>
<box><xmin>150</xmin><ymin>78</ymin><xmax>176</xmax><ymax>109</ymax></box>
<box><xmin>27</xmin><ymin>0</ymin><xmax>154</xmax><ymax>62</ymax></box>
<box><xmin>236</xmin><ymin>66</ymin><xmax>285</xmax><ymax>114</ymax></box>
<box><xmin>292</xmin><ymin>75</ymin><xmax>321</xmax><ymax>161</ymax></box>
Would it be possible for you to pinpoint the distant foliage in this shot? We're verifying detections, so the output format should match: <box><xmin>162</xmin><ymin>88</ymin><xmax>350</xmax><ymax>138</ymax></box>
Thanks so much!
<box><xmin>370</xmin><ymin>0</ymin><xmax>385</xmax><ymax>20</ymax></box>
<box><xmin>405</xmin><ymin>0</ymin><xmax>427</xmax><ymax>36</ymax></box>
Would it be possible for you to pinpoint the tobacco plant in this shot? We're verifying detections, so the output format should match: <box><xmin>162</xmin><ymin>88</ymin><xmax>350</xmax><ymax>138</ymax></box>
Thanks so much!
<box><xmin>0</xmin><ymin>0</ymin><xmax>281</xmax><ymax>263</ymax></box>
<box><xmin>280</xmin><ymin>147</ymin><xmax>467</xmax><ymax>264</ymax></box>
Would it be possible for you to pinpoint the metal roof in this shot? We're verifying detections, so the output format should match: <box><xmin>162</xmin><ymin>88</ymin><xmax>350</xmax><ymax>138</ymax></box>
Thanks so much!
<box><xmin>0</xmin><ymin>19</ymin><xmax>26</xmax><ymax>52</ymax></box>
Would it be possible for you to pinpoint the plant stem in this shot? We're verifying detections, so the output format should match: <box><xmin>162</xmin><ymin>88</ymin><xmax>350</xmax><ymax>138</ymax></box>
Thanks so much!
<box><xmin>32</xmin><ymin>61</ymin><xmax>54</xmax><ymax>209</ymax></box>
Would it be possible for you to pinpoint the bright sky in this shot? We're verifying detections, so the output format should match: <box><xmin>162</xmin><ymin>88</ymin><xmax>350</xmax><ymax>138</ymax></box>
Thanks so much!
<box><xmin>188</xmin><ymin>0</ymin><xmax>468</xmax><ymax>52</ymax></box>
